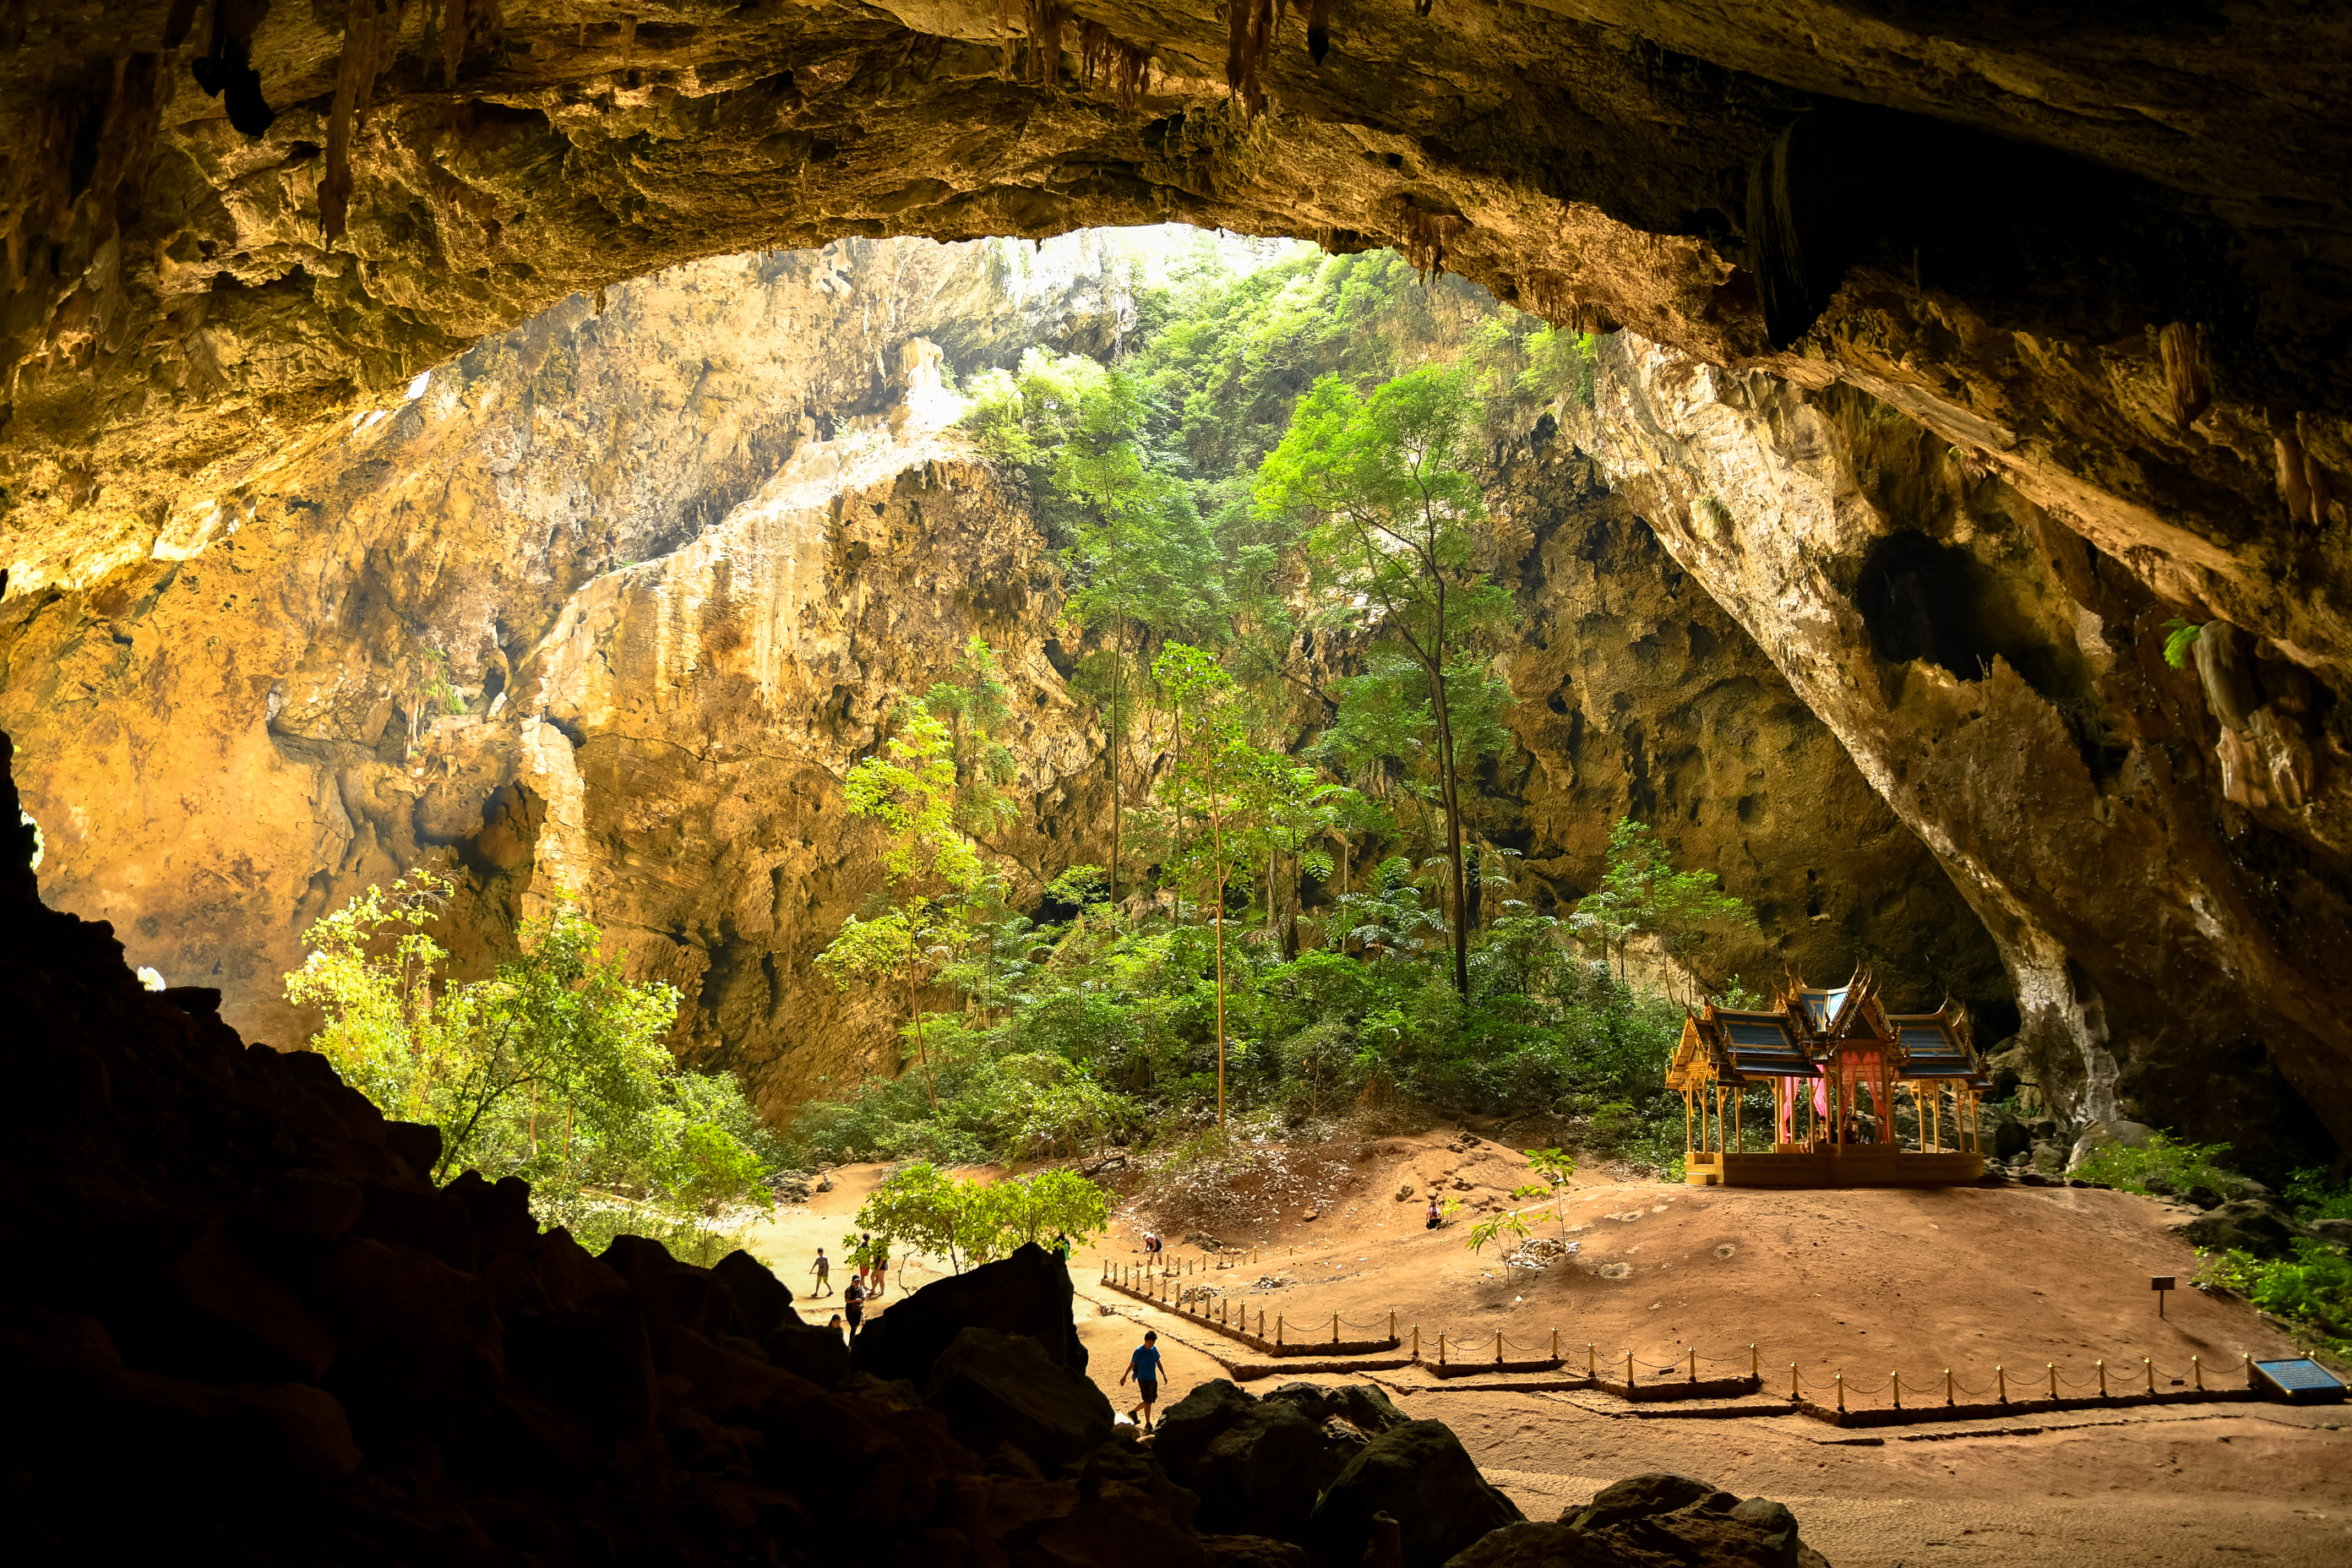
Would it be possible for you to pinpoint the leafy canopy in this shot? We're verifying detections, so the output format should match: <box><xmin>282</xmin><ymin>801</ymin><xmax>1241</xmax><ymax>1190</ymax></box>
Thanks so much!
<box><xmin>285</xmin><ymin>870</ymin><xmax>774</xmax><ymax>1255</ymax></box>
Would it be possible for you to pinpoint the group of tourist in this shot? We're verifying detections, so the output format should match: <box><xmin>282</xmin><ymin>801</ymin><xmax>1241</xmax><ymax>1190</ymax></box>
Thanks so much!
<box><xmin>806</xmin><ymin>1233</ymin><xmax>890</xmax><ymax>1342</ymax></box>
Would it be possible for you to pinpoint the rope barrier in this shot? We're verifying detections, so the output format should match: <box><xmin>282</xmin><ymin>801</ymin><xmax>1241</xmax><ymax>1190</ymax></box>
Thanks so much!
<box><xmin>1089</xmin><ymin>1272</ymin><xmax>2244</xmax><ymax>1418</ymax></box>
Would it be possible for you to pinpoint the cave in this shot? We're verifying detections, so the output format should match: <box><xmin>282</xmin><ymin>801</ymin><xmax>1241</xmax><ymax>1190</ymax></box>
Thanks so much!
<box><xmin>5</xmin><ymin>3</ymin><xmax>2351</xmax><ymax>1562</ymax></box>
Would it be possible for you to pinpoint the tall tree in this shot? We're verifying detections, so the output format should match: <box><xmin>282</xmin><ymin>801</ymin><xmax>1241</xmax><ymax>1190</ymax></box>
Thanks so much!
<box><xmin>819</xmin><ymin>696</ymin><xmax>994</xmax><ymax>1113</ymax></box>
<box><xmin>1152</xmin><ymin>641</ymin><xmax>1307</xmax><ymax>1125</ymax></box>
<box><xmin>1255</xmin><ymin>362</ymin><xmax>1511</xmax><ymax>996</ymax></box>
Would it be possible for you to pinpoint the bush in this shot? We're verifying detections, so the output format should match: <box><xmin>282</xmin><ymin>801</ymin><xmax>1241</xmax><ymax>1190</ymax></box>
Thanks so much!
<box><xmin>2071</xmin><ymin>1132</ymin><xmax>2240</xmax><ymax>1196</ymax></box>
<box><xmin>849</xmin><ymin>1162</ymin><xmax>1112</xmax><ymax>1272</ymax></box>
<box><xmin>2198</xmin><ymin>1242</ymin><xmax>2352</xmax><ymax>1363</ymax></box>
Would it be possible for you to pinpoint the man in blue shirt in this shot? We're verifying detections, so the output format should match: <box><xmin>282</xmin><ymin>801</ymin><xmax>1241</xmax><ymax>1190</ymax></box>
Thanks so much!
<box><xmin>1120</xmin><ymin>1330</ymin><xmax>1165</xmax><ymax>1430</ymax></box>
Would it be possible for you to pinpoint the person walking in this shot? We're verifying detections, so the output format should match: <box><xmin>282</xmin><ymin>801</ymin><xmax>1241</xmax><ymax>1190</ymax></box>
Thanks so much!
<box><xmin>809</xmin><ymin>1247</ymin><xmax>832</xmax><ymax>1298</ymax></box>
<box><xmin>843</xmin><ymin>1276</ymin><xmax>866</xmax><ymax>1340</ymax></box>
<box><xmin>1120</xmin><ymin>1330</ymin><xmax>1164</xmax><ymax>1431</ymax></box>
<box><xmin>870</xmin><ymin>1246</ymin><xmax>890</xmax><ymax>1299</ymax></box>
<box><xmin>1051</xmin><ymin>1230</ymin><xmax>1071</xmax><ymax>1263</ymax></box>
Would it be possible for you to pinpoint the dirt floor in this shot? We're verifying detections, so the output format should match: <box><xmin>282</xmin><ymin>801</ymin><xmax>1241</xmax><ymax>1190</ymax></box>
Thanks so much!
<box><xmin>737</xmin><ymin>1133</ymin><xmax>2352</xmax><ymax>1566</ymax></box>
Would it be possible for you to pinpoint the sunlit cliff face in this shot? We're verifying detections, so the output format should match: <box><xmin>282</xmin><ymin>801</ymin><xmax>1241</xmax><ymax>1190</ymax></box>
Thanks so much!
<box><xmin>3</xmin><ymin>4</ymin><xmax>2349</xmax><ymax>1164</ymax></box>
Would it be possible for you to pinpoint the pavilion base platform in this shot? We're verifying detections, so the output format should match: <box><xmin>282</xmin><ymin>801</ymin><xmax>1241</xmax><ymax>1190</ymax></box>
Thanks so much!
<box><xmin>1684</xmin><ymin>1146</ymin><xmax>1984</xmax><ymax>1188</ymax></box>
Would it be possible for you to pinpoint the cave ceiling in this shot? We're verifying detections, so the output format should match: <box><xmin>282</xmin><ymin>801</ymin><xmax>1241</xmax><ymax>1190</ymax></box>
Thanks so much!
<box><xmin>3</xmin><ymin>1</ymin><xmax>2347</xmax><ymax>689</ymax></box>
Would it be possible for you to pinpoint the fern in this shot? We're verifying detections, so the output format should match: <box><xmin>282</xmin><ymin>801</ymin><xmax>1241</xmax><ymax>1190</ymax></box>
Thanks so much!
<box><xmin>2160</xmin><ymin>616</ymin><xmax>2203</xmax><ymax>670</ymax></box>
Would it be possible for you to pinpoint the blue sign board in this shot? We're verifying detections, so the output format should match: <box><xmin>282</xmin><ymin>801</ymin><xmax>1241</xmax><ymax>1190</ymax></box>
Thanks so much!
<box><xmin>2251</xmin><ymin>1358</ymin><xmax>2347</xmax><ymax>1404</ymax></box>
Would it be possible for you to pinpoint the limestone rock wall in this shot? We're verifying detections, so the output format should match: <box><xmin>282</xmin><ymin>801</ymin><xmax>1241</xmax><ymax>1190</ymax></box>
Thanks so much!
<box><xmin>1587</xmin><ymin>340</ymin><xmax>2347</xmax><ymax>1170</ymax></box>
<box><xmin>1478</xmin><ymin>435</ymin><xmax>2009</xmax><ymax>1021</ymax></box>
<box><xmin>0</xmin><ymin>237</ymin><xmax>1135</xmax><ymax>1113</ymax></box>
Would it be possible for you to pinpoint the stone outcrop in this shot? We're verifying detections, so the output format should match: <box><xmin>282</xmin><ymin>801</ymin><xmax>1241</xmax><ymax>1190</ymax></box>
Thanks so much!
<box><xmin>3</xmin><ymin>0</ymin><xmax>2345</xmax><ymax>734</ymax></box>
<box><xmin>1582</xmin><ymin>340</ymin><xmax>2347</xmax><ymax>1170</ymax></box>
<box><xmin>0</xmin><ymin>241</ymin><xmax>1128</xmax><ymax>1112</ymax></box>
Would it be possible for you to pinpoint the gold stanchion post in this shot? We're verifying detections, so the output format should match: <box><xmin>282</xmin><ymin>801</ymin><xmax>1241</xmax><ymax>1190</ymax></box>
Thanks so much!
<box><xmin>1996</xmin><ymin>1364</ymin><xmax>2006</xmax><ymax>1403</ymax></box>
<box><xmin>1945</xmin><ymin>1368</ymin><xmax>1954</xmax><ymax>1406</ymax></box>
<box><xmin>2144</xmin><ymin>1358</ymin><xmax>2153</xmax><ymax>1394</ymax></box>
<box><xmin>2048</xmin><ymin>1363</ymin><xmax>2057</xmax><ymax>1400</ymax></box>
<box><xmin>2097</xmin><ymin>1360</ymin><xmax>2108</xmax><ymax>1398</ymax></box>
<box><xmin>2192</xmin><ymin>1355</ymin><xmax>2202</xmax><ymax>1391</ymax></box>
<box><xmin>1892</xmin><ymin>1371</ymin><xmax>1902</xmax><ymax>1410</ymax></box>
<box><xmin>1835</xmin><ymin>1373</ymin><xmax>1845</xmax><ymax>1414</ymax></box>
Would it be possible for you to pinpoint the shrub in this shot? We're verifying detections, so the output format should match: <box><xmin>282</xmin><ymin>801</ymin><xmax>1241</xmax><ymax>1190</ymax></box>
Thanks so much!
<box><xmin>2071</xmin><ymin>1131</ymin><xmax>2239</xmax><ymax>1196</ymax></box>
<box><xmin>2198</xmin><ymin>1242</ymin><xmax>2352</xmax><ymax>1363</ymax></box>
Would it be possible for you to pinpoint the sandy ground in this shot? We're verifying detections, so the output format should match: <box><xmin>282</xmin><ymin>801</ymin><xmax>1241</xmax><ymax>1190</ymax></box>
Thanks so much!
<box><xmin>732</xmin><ymin>1137</ymin><xmax>2352</xmax><ymax>1566</ymax></box>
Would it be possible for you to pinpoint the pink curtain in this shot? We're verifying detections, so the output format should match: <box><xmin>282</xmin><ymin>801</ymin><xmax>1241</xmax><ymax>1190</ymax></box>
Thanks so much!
<box><xmin>1838</xmin><ymin>1052</ymin><xmax>1886</xmax><ymax>1141</ymax></box>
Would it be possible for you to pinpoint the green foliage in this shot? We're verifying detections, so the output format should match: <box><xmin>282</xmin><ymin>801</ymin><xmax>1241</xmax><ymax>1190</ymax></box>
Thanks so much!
<box><xmin>1517</xmin><ymin>326</ymin><xmax>1598</xmax><ymax>406</ymax></box>
<box><xmin>1256</xmin><ymin>362</ymin><xmax>1515</xmax><ymax>995</ymax></box>
<box><xmin>849</xmin><ymin>1162</ymin><xmax>1112</xmax><ymax>1272</ymax></box>
<box><xmin>1570</xmin><ymin>818</ymin><xmax>1757</xmax><ymax>997</ymax></box>
<box><xmin>2284</xmin><ymin>1167</ymin><xmax>2352</xmax><ymax>1222</ymax></box>
<box><xmin>2198</xmin><ymin>1243</ymin><xmax>2352</xmax><ymax>1362</ymax></box>
<box><xmin>1466</xmin><ymin>1206</ymin><xmax>1534</xmax><ymax>1256</ymax></box>
<box><xmin>2160</xmin><ymin>616</ymin><xmax>2203</xmax><ymax>670</ymax></box>
<box><xmin>284</xmin><ymin>872</ymin><xmax>774</xmax><ymax>1250</ymax></box>
<box><xmin>2069</xmin><ymin>1132</ymin><xmax>2241</xmax><ymax>1196</ymax></box>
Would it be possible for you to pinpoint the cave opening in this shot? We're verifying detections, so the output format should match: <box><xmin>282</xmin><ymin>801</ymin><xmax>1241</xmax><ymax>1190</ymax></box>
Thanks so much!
<box><xmin>6</xmin><ymin>8</ymin><xmax>2352</xmax><ymax>1553</ymax></box>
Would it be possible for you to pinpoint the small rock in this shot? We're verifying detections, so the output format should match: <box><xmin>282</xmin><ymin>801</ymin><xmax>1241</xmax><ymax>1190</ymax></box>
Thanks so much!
<box><xmin>1301</xmin><ymin>1210</ymin><xmax>1318</xmax><ymax>1222</ymax></box>
<box><xmin>2183</xmin><ymin>1199</ymin><xmax>2305</xmax><ymax>1260</ymax></box>
<box><xmin>2306</xmin><ymin>1217</ymin><xmax>2352</xmax><ymax>1248</ymax></box>
<box><xmin>1396</xmin><ymin>1184</ymin><xmax>1416</xmax><ymax>1201</ymax></box>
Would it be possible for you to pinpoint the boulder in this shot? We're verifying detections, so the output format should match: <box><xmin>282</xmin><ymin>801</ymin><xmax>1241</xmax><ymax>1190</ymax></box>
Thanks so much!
<box><xmin>852</xmin><ymin>1242</ymin><xmax>1085</xmax><ymax>1385</ymax></box>
<box><xmin>1441</xmin><ymin>1522</ymin><xmax>1627</xmax><ymax>1566</ymax></box>
<box><xmin>1446</xmin><ymin>1477</ymin><xmax>1831</xmax><ymax>1568</ymax></box>
<box><xmin>2306</xmin><ymin>1217</ymin><xmax>2352</xmax><ymax>1248</ymax></box>
<box><xmin>1990</xmin><ymin>1111</ymin><xmax>2032</xmax><ymax>1161</ymax></box>
<box><xmin>1313</xmin><ymin>1418</ymin><xmax>1524</xmax><ymax>1568</ymax></box>
<box><xmin>923</xmin><ymin>1326</ymin><xmax>1113</xmax><ymax>1473</ymax></box>
<box><xmin>712</xmin><ymin>1249</ymin><xmax>795</xmax><ymax>1335</ymax></box>
<box><xmin>2182</xmin><ymin>1199</ymin><xmax>2305</xmax><ymax>1259</ymax></box>
<box><xmin>1261</xmin><ymin>1380</ymin><xmax>1412</xmax><ymax>1436</ymax></box>
<box><xmin>1157</xmin><ymin>1379</ymin><xmax>1356</xmax><ymax>1541</ymax></box>
<box><xmin>1565</xmin><ymin>1473</ymin><xmax>1720</xmax><ymax>1533</ymax></box>
<box><xmin>1204</xmin><ymin>1534</ymin><xmax>1318</xmax><ymax>1568</ymax></box>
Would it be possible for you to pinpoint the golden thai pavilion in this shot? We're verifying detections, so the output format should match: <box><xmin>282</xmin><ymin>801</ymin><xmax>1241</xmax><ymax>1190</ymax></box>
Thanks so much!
<box><xmin>1666</xmin><ymin>966</ymin><xmax>1992</xmax><ymax>1187</ymax></box>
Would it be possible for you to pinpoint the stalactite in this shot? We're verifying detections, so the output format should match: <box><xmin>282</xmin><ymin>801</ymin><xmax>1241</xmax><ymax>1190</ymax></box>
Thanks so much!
<box><xmin>1227</xmin><ymin>0</ymin><xmax>1288</xmax><ymax>122</ymax></box>
<box><xmin>1079</xmin><ymin>22</ymin><xmax>1152</xmax><ymax>111</ymax></box>
<box><xmin>1021</xmin><ymin>0</ymin><xmax>1072</xmax><ymax>87</ymax></box>
<box><xmin>324</xmin><ymin>0</ymin><xmax>408</xmax><ymax>244</ymax></box>
<box><xmin>1397</xmin><ymin>201</ymin><xmax>1462</xmax><ymax>282</ymax></box>
<box><xmin>1305</xmin><ymin>0</ymin><xmax>1336</xmax><ymax>65</ymax></box>
<box><xmin>2159</xmin><ymin>321</ymin><xmax>2209</xmax><ymax>430</ymax></box>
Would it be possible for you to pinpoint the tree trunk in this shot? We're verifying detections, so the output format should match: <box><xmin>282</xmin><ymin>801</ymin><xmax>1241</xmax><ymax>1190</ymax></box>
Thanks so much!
<box><xmin>906</xmin><ymin>928</ymin><xmax>939</xmax><ymax>1115</ymax></box>
<box><xmin>1211</xmin><ymin>784</ymin><xmax>1228</xmax><ymax>1128</ymax></box>
<box><xmin>1429</xmin><ymin>652</ymin><xmax>1470</xmax><ymax>998</ymax></box>
<box><xmin>1110</xmin><ymin>609</ymin><xmax>1124</xmax><ymax>909</ymax></box>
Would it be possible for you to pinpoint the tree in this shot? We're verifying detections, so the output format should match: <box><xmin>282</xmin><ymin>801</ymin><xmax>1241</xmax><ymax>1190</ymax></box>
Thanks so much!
<box><xmin>284</xmin><ymin>872</ymin><xmax>771</xmax><ymax>1247</ymax></box>
<box><xmin>819</xmin><ymin>696</ymin><xmax>994</xmax><ymax>1114</ymax></box>
<box><xmin>1153</xmin><ymin>640</ymin><xmax>1306</xmax><ymax>1125</ymax></box>
<box><xmin>1570</xmin><ymin>818</ymin><xmax>1756</xmax><ymax>999</ymax></box>
<box><xmin>924</xmin><ymin>635</ymin><xmax>1022</xmax><ymax>840</ymax></box>
<box><xmin>850</xmin><ymin>1162</ymin><xmax>1111</xmax><ymax>1273</ymax></box>
<box><xmin>1256</xmin><ymin>363</ymin><xmax>1512</xmax><ymax>997</ymax></box>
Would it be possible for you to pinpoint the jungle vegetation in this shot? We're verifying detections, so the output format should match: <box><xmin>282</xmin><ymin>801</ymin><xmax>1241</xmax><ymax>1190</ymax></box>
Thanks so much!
<box><xmin>795</xmin><ymin>246</ymin><xmax>1750</xmax><ymax>1173</ymax></box>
